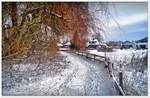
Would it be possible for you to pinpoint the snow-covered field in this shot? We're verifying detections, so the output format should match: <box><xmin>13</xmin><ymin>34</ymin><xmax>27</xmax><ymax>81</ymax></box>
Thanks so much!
<box><xmin>2</xmin><ymin>51</ymin><xmax>119</xmax><ymax>96</ymax></box>
<box><xmin>2</xmin><ymin>54</ymin><xmax>69</xmax><ymax>95</ymax></box>
<box><xmin>88</xmin><ymin>49</ymin><xmax>147</xmax><ymax>61</ymax></box>
<box><xmin>87</xmin><ymin>49</ymin><xmax>148</xmax><ymax>95</ymax></box>
<box><xmin>2</xmin><ymin>49</ymin><xmax>147</xmax><ymax>96</ymax></box>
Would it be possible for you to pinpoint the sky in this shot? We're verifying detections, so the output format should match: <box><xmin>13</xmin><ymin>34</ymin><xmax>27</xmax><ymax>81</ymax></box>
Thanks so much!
<box><xmin>105</xmin><ymin>2</ymin><xmax>148</xmax><ymax>42</ymax></box>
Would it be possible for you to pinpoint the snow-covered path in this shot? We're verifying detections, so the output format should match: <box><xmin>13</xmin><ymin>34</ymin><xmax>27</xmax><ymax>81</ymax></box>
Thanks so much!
<box><xmin>60</xmin><ymin>51</ymin><xmax>119</xmax><ymax>96</ymax></box>
<box><xmin>2</xmin><ymin>51</ymin><xmax>119</xmax><ymax>96</ymax></box>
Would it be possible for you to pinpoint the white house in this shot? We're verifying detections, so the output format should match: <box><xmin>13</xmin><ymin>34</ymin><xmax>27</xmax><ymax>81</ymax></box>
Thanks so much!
<box><xmin>57</xmin><ymin>43</ymin><xmax>63</xmax><ymax>47</ymax></box>
<box><xmin>64</xmin><ymin>41</ymin><xmax>71</xmax><ymax>47</ymax></box>
<box><xmin>86</xmin><ymin>38</ymin><xmax>99</xmax><ymax>49</ymax></box>
<box><xmin>136</xmin><ymin>42</ymin><xmax>148</xmax><ymax>49</ymax></box>
<box><xmin>135</xmin><ymin>37</ymin><xmax>148</xmax><ymax>49</ymax></box>
<box><xmin>121</xmin><ymin>37</ymin><xmax>148</xmax><ymax>49</ymax></box>
<box><xmin>121</xmin><ymin>41</ymin><xmax>133</xmax><ymax>49</ymax></box>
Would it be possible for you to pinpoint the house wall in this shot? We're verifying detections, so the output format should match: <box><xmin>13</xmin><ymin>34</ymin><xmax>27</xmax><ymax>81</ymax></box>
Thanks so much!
<box><xmin>136</xmin><ymin>42</ymin><xmax>148</xmax><ymax>49</ymax></box>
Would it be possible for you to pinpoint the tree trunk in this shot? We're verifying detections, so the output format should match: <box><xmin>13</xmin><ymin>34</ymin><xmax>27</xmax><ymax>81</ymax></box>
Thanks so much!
<box><xmin>11</xmin><ymin>2</ymin><xmax>17</xmax><ymax>27</ymax></box>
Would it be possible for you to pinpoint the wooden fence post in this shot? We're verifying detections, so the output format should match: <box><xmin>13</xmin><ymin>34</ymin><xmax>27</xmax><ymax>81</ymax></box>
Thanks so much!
<box><xmin>110</xmin><ymin>63</ymin><xmax>114</xmax><ymax>77</ymax></box>
<box><xmin>86</xmin><ymin>53</ymin><xmax>88</xmax><ymax>58</ymax></box>
<box><xmin>104</xmin><ymin>51</ymin><xmax>106</xmax><ymax>61</ymax></box>
<box><xmin>108</xmin><ymin>60</ymin><xmax>111</xmax><ymax>73</ymax></box>
<box><xmin>119</xmin><ymin>63</ymin><xmax>123</xmax><ymax>94</ymax></box>
<box><xmin>104</xmin><ymin>57</ymin><xmax>108</xmax><ymax>68</ymax></box>
<box><xmin>109</xmin><ymin>62</ymin><xmax>113</xmax><ymax>77</ymax></box>
<box><xmin>112</xmin><ymin>63</ymin><xmax>114</xmax><ymax>70</ymax></box>
<box><xmin>111</xmin><ymin>63</ymin><xmax>114</xmax><ymax>73</ymax></box>
<box><xmin>119</xmin><ymin>72</ymin><xmax>123</xmax><ymax>95</ymax></box>
<box><xmin>78</xmin><ymin>51</ymin><xmax>79</xmax><ymax>55</ymax></box>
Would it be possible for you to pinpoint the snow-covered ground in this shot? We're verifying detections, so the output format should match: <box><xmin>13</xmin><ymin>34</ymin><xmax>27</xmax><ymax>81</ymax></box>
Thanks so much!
<box><xmin>88</xmin><ymin>49</ymin><xmax>147</xmax><ymax>61</ymax></box>
<box><xmin>87</xmin><ymin>49</ymin><xmax>148</xmax><ymax>95</ymax></box>
<box><xmin>2</xmin><ymin>51</ymin><xmax>119</xmax><ymax>96</ymax></box>
<box><xmin>60</xmin><ymin>52</ymin><xmax>118</xmax><ymax>95</ymax></box>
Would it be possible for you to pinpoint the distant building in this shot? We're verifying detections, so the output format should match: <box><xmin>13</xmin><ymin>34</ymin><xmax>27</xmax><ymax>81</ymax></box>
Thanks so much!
<box><xmin>121</xmin><ymin>41</ymin><xmax>133</xmax><ymax>49</ymax></box>
<box><xmin>86</xmin><ymin>38</ymin><xmax>99</xmax><ymax>49</ymax></box>
<box><xmin>57</xmin><ymin>41</ymin><xmax>71</xmax><ymax>51</ymax></box>
<box><xmin>135</xmin><ymin>37</ymin><xmax>148</xmax><ymax>49</ymax></box>
<box><xmin>57</xmin><ymin>43</ymin><xmax>63</xmax><ymax>48</ymax></box>
<box><xmin>121</xmin><ymin>37</ymin><xmax>148</xmax><ymax>49</ymax></box>
<box><xmin>63</xmin><ymin>41</ymin><xmax>71</xmax><ymax>48</ymax></box>
<box><xmin>107</xmin><ymin>41</ymin><xmax>122</xmax><ymax>49</ymax></box>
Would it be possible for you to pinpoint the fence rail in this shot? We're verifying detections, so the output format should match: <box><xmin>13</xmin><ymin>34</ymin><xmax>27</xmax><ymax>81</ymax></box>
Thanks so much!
<box><xmin>76</xmin><ymin>51</ymin><xmax>105</xmax><ymax>61</ymax></box>
<box><xmin>72</xmin><ymin>50</ymin><xmax>125</xmax><ymax>96</ymax></box>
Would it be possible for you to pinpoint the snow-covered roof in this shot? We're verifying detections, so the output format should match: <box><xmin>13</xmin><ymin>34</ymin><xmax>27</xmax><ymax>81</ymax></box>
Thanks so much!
<box><xmin>99</xmin><ymin>42</ymin><xmax>107</xmax><ymax>46</ymax></box>
<box><xmin>136</xmin><ymin>42</ymin><xmax>147</xmax><ymax>45</ymax></box>
<box><xmin>88</xmin><ymin>38</ymin><xmax>99</xmax><ymax>45</ymax></box>
<box><xmin>64</xmin><ymin>42</ymin><xmax>71</xmax><ymax>46</ymax></box>
<box><xmin>123</xmin><ymin>41</ymin><xmax>133</xmax><ymax>45</ymax></box>
<box><xmin>57</xmin><ymin>43</ymin><xmax>63</xmax><ymax>47</ymax></box>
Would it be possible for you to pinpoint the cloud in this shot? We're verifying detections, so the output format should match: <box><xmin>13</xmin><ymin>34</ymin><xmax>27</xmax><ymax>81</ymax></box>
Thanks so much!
<box><xmin>106</xmin><ymin>2</ymin><xmax>148</xmax><ymax>41</ymax></box>
<box><xmin>109</xmin><ymin>12</ymin><xmax>147</xmax><ymax>28</ymax></box>
<box><xmin>105</xmin><ymin>20</ymin><xmax>148</xmax><ymax>42</ymax></box>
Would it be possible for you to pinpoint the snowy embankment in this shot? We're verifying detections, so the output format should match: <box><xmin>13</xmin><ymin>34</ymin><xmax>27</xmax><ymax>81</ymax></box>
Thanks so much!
<box><xmin>87</xmin><ymin>49</ymin><xmax>148</xmax><ymax>95</ymax></box>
